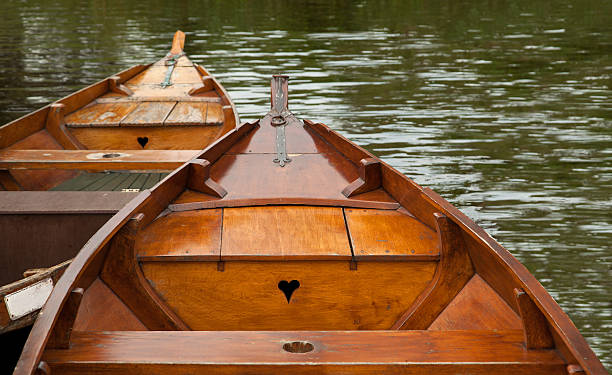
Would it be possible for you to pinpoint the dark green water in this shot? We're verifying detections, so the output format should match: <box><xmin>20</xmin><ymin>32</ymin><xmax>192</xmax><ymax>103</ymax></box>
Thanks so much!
<box><xmin>1</xmin><ymin>0</ymin><xmax>610</xmax><ymax>368</ymax></box>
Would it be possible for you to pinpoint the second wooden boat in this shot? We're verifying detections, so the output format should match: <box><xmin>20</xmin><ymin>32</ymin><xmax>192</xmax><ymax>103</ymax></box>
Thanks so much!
<box><xmin>0</xmin><ymin>31</ymin><xmax>238</xmax><ymax>335</ymax></box>
<box><xmin>14</xmin><ymin>76</ymin><xmax>606</xmax><ymax>374</ymax></box>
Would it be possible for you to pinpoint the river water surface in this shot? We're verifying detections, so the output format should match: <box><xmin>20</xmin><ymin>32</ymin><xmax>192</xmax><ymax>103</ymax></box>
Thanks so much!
<box><xmin>1</xmin><ymin>0</ymin><xmax>610</xmax><ymax>368</ymax></box>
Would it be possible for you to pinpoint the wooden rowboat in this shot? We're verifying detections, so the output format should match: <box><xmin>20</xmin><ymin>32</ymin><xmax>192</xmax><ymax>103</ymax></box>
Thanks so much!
<box><xmin>0</xmin><ymin>31</ymin><xmax>238</xmax><ymax>335</ymax></box>
<box><xmin>15</xmin><ymin>76</ymin><xmax>606</xmax><ymax>375</ymax></box>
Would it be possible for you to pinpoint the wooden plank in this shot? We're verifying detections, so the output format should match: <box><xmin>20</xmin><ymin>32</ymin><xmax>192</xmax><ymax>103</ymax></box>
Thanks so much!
<box><xmin>164</xmin><ymin>102</ymin><xmax>208</xmax><ymax>126</ymax></box>
<box><xmin>100</xmin><ymin>214</ymin><xmax>189</xmax><ymax>330</ymax></box>
<box><xmin>120</xmin><ymin>102</ymin><xmax>176</xmax><ymax>126</ymax></box>
<box><xmin>42</xmin><ymin>330</ymin><xmax>566</xmax><ymax>375</ymax></box>
<box><xmin>0</xmin><ymin>149</ymin><xmax>198</xmax><ymax>171</ymax></box>
<box><xmin>169</xmin><ymin>197</ymin><xmax>400</xmax><ymax>212</ymax></box>
<box><xmin>141</xmin><ymin>261</ymin><xmax>436</xmax><ymax>330</ymax></box>
<box><xmin>0</xmin><ymin>106</ymin><xmax>49</xmax><ymax>149</ymax></box>
<box><xmin>73</xmin><ymin>278</ymin><xmax>146</xmax><ymax>332</ymax></box>
<box><xmin>51</xmin><ymin>172</ymin><xmax>108</xmax><ymax>191</ymax></box>
<box><xmin>210</xmin><ymin>154</ymin><xmax>358</xmax><ymax>201</ymax></box>
<box><xmin>429</xmin><ymin>274</ymin><xmax>522</xmax><ymax>330</ymax></box>
<box><xmin>95</xmin><ymin>96</ymin><xmax>221</xmax><ymax>103</ymax></box>
<box><xmin>392</xmin><ymin>213</ymin><xmax>474</xmax><ymax>329</ymax></box>
<box><xmin>65</xmin><ymin>103</ymin><xmax>138</xmax><ymax>127</ymax></box>
<box><xmin>221</xmin><ymin>206</ymin><xmax>351</xmax><ymax>260</ymax></box>
<box><xmin>205</xmin><ymin>103</ymin><xmax>224</xmax><ymax>125</ymax></box>
<box><xmin>171</xmin><ymin>67</ymin><xmax>203</xmax><ymax>84</ymax></box>
<box><xmin>125</xmin><ymin>65</ymin><xmax>169</xmax><ymax>85</ymax></box>
<box><xmin>71</xmin><ymin>126</ymin><xmax>222</xmax><ymax>150</ymax></box>
<box><xmin>135</xmin><ymin>210</ymin><xmax>222</xmax><ymax>261</ymax></box>
<box><xmin>345</xmin><ymin>208</ymin><xmax>438</xmax><ymax>260</ymax></box>
<box><xmin>0</xmin><ymin>191</ymin><xmax>138</xmax><ymax>214</ymax></box>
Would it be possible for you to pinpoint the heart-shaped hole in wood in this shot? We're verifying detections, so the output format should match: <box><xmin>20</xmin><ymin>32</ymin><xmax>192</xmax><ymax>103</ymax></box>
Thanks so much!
<box><xmin>137</xmin><ymin>137</ymin><xmax>149</xmax><ymax>148</ymax></box>
<box><xmin>278</xmin><ymin>280</ymin><xmax>300</xmax><ymax>303</ymax></box>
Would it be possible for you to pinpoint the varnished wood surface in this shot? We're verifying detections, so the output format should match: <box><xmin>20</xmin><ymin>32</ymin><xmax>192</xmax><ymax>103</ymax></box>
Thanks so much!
<box><xmin>42</xmin><ymin>330</ymin><xmax>565</xmax><ymax>374</ymax></box>
<box><xmin>345</xmin><ymin>208</ymin><xmax>438</xmax><ymax>260</ymax></box>
<box><xmin>0</xmin><ymin>150</ymin><xmax>198</xmax><ymax>171</ymax></box>
<box><xmin>13</xmin><ymin>76</ymin><xmax>607</xmax><ymax>375</ymax></box>
<box><xmin>141</xmin><ymin>261</ymin><xmax>436</xmax><ymax>330</ymax></box>
<box><xmin>429</xmin><ymin>274</ymin><xmax>521</xmax><ymax>330</ymax></box>
<box><xmin>221</xmin><ymin>206</ymin><xmax>351</xmax><ymax>260</ymax></box>
<box><xmin>72</xmin><ymin>278</ymin><xmax>146</xmax><ymax>332</ymax></box>
<box><xmin>135</xmin><ymin>209</ymin><xmax>222</xmax><ymax>261</ymax></box>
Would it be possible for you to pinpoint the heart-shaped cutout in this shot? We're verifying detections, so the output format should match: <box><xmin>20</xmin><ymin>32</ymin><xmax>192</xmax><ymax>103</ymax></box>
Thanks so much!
<box><xmin>137</xmin><ymin>136</ymin><xmax>149</xmax><ymax>148</ymax></box>
<box><xmin>278</xmin><ymin>280</ymin><xmax>300</xmax><ymax>303</ymax></box>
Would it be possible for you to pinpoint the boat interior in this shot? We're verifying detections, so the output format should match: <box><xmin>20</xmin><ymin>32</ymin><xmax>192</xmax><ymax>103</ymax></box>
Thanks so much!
<box><xmin>0</xmin><ymin>31</ymin><xmax>238</xmax><ymax>193</ymax></box>
<box><xmin>16</xmin><ymin>77</ymin><xmax>601</xmax><ymax>375</ymax></box>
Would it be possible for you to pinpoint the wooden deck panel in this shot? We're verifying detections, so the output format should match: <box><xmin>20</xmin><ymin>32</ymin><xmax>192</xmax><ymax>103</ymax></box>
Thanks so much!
<box><xmin>65</xmin><ymin>102</ymin><xmax>138</xmax><ymax>127</ymax></box>
<box><xmin>42</xmin><ymin>330</ymin><xmax>566</xmax><ymax>375</ymax></box>
<box><xmin>136</xmin><ymin>210</ymin><xmax>222</xmax><ymax>261</ymax></box>
<box><xmin>141</xmin><ymin>261</ymin><xmax>436</xmax><ymax>330</ymax></box>
<box><xmin>120</xmin><ymin>102</ymin><xmax>176</xmax><ymax>126</ymax></box>
<box><xmin>345</xmin><ymin>208</ymin><xmax>438</xmax><ymax>260</ymax></box>
<box><xmin>221</xmin><ymin>206</ymin><xmax>351</xmax><ymax>260</ymax></box>
<box><xmin>70</xmin><ymin>126</ymin><xmax>223</xmax><ymax>150</ymax></box>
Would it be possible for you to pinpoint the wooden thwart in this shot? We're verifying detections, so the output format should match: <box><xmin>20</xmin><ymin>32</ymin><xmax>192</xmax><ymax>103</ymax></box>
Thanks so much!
<box><xmin>41</xmin><ymin>330</ymin><xmax>565</xmax><ymax>374</ymax></box>
<box><xmin>0</xmin><ymin>149</ymin><xmax>197</xmax><ymax>171</ymax></box>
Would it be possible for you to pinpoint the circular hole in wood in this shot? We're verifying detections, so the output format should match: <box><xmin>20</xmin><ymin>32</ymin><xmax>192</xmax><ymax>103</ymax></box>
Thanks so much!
<box><xmin>282</xmin><ymin>341</ymin><xmax>314</xmax><ymax>354</ymax></box>
<box><xmin>102</xmin><ymin>153</ymin><xmax>122</xmax><ymax>159</ymax></box>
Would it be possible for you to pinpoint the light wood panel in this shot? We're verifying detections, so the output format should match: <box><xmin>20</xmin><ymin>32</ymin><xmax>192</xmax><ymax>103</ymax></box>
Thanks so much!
<box><xmin>136</xmin><ymin>209</ymin><xmax>222</xmax><ymax>261</ymax></box>
<box><xmin>71</xmin><ymin>126</ymin><xmax>222</xmax><ymax>150</ymax></box>
<box><xmin>42</xmin><ymin>330</ymin><xmax>566</xmax><ymax>375</ymax></box>
<box><xmin>73</xmin><ymin>278</ymin><xmax>146</xmax><ymax>332</ymax></box>
<box><xmin>221</xmin><ymin>206</ymin><xmax>351</xmax><ymax>260</ymax></box>
<box><xmin>429</xmin><ymin>274</ymin><xmax>522</xmax><ymax>330</ymax></box>
<box><xmin>65</xmin><ymin>102</ymin><xmax>138</xmax><ymax>127</ymax></box>
<box><xmin>164</xmin><ymin>102</ymin><xmax>208</xmax><ymax>125</ymax></box>
<box><xmin>345</xmin><ymin>208</ymin><xmax>438</xmax><ymax>260</ymax></box>
<box><xmin>121</xmin><ymin>102</ymin><xmax>176</xmax><ymax>126</ymax></box>
<box><xmin>205</xmin><ymin>103</ymin><xmax>224</xmax><ymax>125</ymax></box>
<box><xmin>141</xmin><ymin>260</ymin><xmax>436</xmax><ymax>330</ymax></box>
<box><xmin>211</xmin><ymin>154</ymin><xmax>358</xmax><ymax>200</ymax></box>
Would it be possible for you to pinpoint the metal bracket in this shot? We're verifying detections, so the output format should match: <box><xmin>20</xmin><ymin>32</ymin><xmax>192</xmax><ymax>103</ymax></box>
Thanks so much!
<box><xmin>161</xmin><ymin>52</ymin><xmax>184</xmax><ymax>88</ymax></box>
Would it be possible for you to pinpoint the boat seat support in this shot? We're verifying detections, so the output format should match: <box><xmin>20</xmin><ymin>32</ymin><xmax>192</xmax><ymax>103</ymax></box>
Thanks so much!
<box><xmin>109</xmin><ymin>76</ymin><xmax>133</xmax><ymax>96</ymax></box>
<box><xmin>188</xmin><ymin>159</ymin><xmax>227</xmax><ymax>198</ymax></box>
<box><xmin>188</xmin><ymin>77</ymin><xmax>215</xmax><ymax>96</ymax></box>
<box><xmin>46</xmin><ymin>288</ymin><xmax>83</xmax><ymax>349</ymax></box>
<box><xmin>514</xmin><ymin>288</ymin><xmax>554</xmax><ymax>349</ymax></box>
<box><xmin>342</xmin><ymin>158</ymin><xmax>382</xmax><ymax>198</ymax></box>
<box><xmin>45</xmin><ymin>103</ymin><xmax>85</xmax><ymax>150</ymax></box>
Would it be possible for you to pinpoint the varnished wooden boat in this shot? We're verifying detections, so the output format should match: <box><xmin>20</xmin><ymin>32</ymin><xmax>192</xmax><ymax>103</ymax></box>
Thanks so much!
<box><xmin>15</xmin><ymin>76</ymin><xmax>605</xmax><ymax>375</ymax></box>
<box><xmin>0</xmin><ymin>31</ymin><xmax>238</xmax><ymax>335</ymax></box>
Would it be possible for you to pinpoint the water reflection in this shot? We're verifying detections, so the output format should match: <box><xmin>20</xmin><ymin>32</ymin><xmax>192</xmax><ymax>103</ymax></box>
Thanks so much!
<box><xmin>0</xmin><ymin>0</ymin><xmax>610</xmax><ymax>368</ymax></box>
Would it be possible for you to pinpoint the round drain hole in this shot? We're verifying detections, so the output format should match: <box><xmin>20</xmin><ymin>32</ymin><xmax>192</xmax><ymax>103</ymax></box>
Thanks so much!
<box><xmin>102</xmin><ymin>153</ymin><xmax>122</xmax><ymax>158</ymax></box>
<box><xmin>283</xmin><ymin>341</ymin><xmax>314</xmax><ymax>354</ymax></box>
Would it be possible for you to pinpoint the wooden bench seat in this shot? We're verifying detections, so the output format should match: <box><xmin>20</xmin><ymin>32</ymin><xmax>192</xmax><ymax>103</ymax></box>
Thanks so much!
<box><xmin>0</xmin><ymin>150</ymin><xmax>198</xmax><ymax>171</ymax></box>
<box><xmin>42</xmin><ymin>330</ymin><xmax>566</xmax><ymax>374</ymax></box>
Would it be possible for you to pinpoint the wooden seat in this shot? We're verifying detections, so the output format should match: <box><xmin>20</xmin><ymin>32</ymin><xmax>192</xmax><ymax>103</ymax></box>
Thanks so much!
<box><xmin>42</xmin><ymin>330</ymin><xmax>566</xmax><ymax>375</ymax></box>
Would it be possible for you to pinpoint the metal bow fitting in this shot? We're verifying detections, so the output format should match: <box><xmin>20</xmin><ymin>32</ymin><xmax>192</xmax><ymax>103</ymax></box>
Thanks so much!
<box><xmin>269</xmin><ymin>75</ymin><xmax>296</xmax><ymax>167</ymax></box>
<box><xmin>161</xmin><ymin>52</ymin><xmax>184</xmax><ymax>88</ymax></box>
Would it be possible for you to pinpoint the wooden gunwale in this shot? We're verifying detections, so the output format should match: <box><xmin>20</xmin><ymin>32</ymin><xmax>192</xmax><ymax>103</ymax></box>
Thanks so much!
<box><xmin>13</xmin><ymin>83</ymin><xmax>606</xmax><ymax>374</ymax></box>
